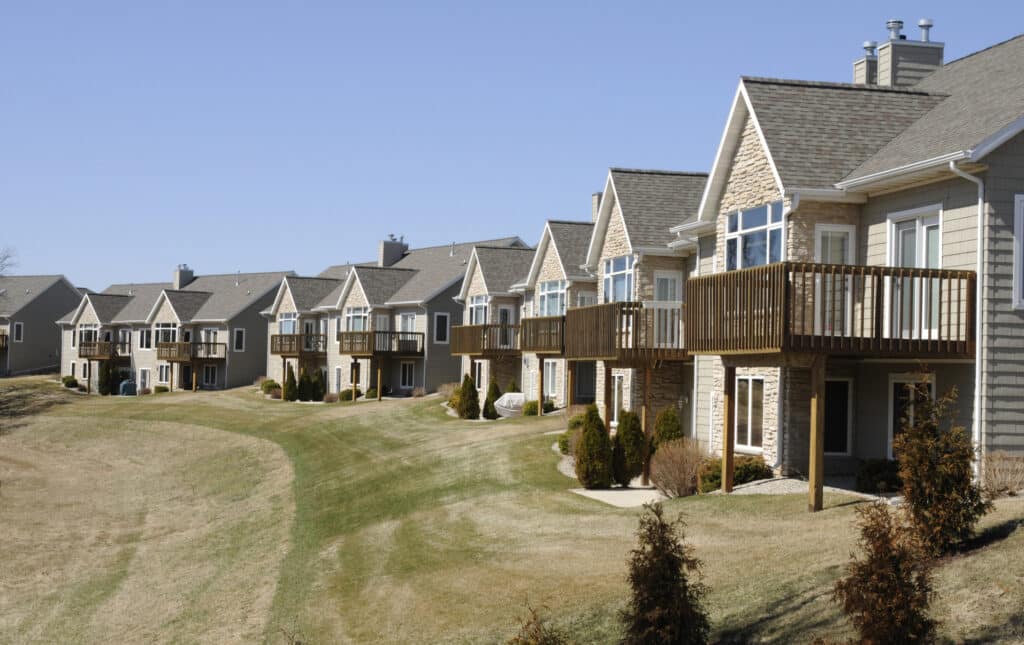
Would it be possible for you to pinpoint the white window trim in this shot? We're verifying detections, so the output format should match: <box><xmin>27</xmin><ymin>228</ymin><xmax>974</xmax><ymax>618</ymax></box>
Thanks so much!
<box><xmin>468</xmin><ymin>296</ymin><xmax>488</xmax><ymax>325</ymax></box>
<box><xmin>400</xmin><ymin>312</ymin><xmax>416</xmax><ymax>333</ymax></box>
<box><xmin>433</xmin><ymin>312</ymin><xmax>450</xmax><ymax>344</ymax></box>
<box><xmin>400</xmin><ymin>360</ymin><xmax>415</xmax><ymax>389</ymax></box>
<box><xmin>611</xmin><ymin>373</ymin><xmax>625</xmax><ymax>427</ymax></box>
<box><xmin>813</xmin><ymin>224</ymin><xmax>858</xmax><ymax>336</ymax></box>
<box><xmin>335</xmin><ymin>366</ymin><xmax>342</xmax><ymax>393</ymax></box>
<box><xmin>203</xmin><ymin>364</ymin><xmax>217</xmax><ymax>386</ymax></box>
<box><xmin>334</xmin><ymin>315</ymin><xmax>342</xmax><ymax>343</ymax></box>
<box><xmin>734</xmin><ymin>375</ymin><xmax>765</xmax><ymax>454</ymax></box>
<box><xmin>602</xmin><ymin>256</ymin><xmax>635</xmax><ymax>303</ymax></box>
<box><xmin>138</xmin><ymin>368</ymin><xmax>150</xmax><ymax>390</ymax></box>
<box><xmin>537</xmin><ymin>279</ymin><xmax>568</xmax><ymax>317</ymax></box>
<box><xmin>543</xmin><ymin>360</ymin><xmax>558</xmax><ymax>399</ymax></box>
<box><xmin>157</xmin><ymin>364</ymin><xmax>170</xmax><ymax>384</ymax></box>
<box><xmin>13</xmin><ymin>322</ymin><xmax>23</xmax><ymax>342</ymax></box>
<box><xmin>824</xmin><ymin>377</ymin><xmax>854</xmax><ymax>457</ymax></box>
<box><xmin>885</xmin><ymin>203</ymin><xmax>944</xmax><ymax>269</ymax></box>
<box><xmin>887</xmin><ymin>373</ymin><xmax>935</xmax><ymax>460</ymax></box>
<box><xmin>725</xmin><ymin>201</ymin><xmax>785</xmax><ymax>271</ymax></box>
<box><xmin>138</xmin><ymin>328</ymin><xmax>153</xmax><ymax>350</ymax></box>
<box><xmin>232</xmin><ymin>328</ymin><xmax>246</xmax><ymax>352</ymax></box>
<box><xmin>344</xmin><ymin>307</ymin><xmax>369</xmax><ymax>332</ymax></box>
<box><xmin>814</xmin><ymin>223</ymin><xmax>858</xmax><ymax>264</ymax></box>
<box><xmin>1014</xmin><ymin>195</ymin><xmax>1024</xmax><ymax>309</ymax></box>
<box><xmin>70</xmin><ymin>361</ymin><xmax>76</xmax><ymax>378</ymax></box>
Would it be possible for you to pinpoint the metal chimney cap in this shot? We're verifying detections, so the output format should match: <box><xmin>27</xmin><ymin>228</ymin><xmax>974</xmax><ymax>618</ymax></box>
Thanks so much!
<box><xmin>886</xmin><ymin>19</ymin><xmax>904</xmax><ymax>39</ymax></box>
<box><xmin>863</xmin><ymin>40</ymin><xmax>878</xmax><ymax>55</ymax></box>
<box><xmin>918</xmin><ymin>18</ymin><xmax>934</xmax><ymax>28</ymax></box>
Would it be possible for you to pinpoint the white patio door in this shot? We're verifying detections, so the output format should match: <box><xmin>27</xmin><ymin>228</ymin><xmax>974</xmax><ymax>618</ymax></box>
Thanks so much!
<box><xmin>498</xmin><ymin>306</ymin><xmax>514</xmax><ymax>348</ymax></box>
<box><xmin>650</xmin><ymin>271</ymin><xmax>683</xmax><ymax>348</ymax></box>
<box><xmin>303</xmin><ymin>320</ymin><xmax>316</xmax><ymax>350</ymax></box>
<box><xmin>892</xmin><ymin>215</ymin><xmax>940</xmax><ymax>339</ymax></box>
<box><xmin>815</xmin><ymin>226</ymin><xmax>855</xmax><ymax>336</ymax></box>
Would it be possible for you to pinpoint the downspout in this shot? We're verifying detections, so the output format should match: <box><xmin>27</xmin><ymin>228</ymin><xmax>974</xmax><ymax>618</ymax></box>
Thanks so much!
<box><xmin>949</xmin><ymin>160</ymin><xmax>985</xmax><ymax>460</ymax></box>
<box><xmin>420</xmin><ymin>304</ymin><xmax>429</xmax><ymax>392</ymax></box>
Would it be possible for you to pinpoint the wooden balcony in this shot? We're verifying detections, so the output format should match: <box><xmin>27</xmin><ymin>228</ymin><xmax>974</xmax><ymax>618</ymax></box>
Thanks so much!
<box><xmin>521</xmin><ymin>316</ymin><xmax>565</xmax><ymax>355</ymax></box>
<box><xmin>450</xmin><ymin>324</ymin><xmax>521</xmax><ymax>357</ymax></box>
<box><xmin>685</xmin><ymin>262</ymin><xmax>975</xmax><ymax>359</ymax></box>
<box><xmin>338</xmin><ymin>331</ymin><xmax>425</xmax><ymax>357</ymax></box>
<box><xmin>156</xmin><ymin>342</ymin><xmax>228</xmax><ymax>362</ymax></box>
<box><xmin>78</xmin><ymin>341</ymin><xmax>131</xmax><ymax>360</ymax></box>
<box><xmin>564</xmin><ymin>301</ymin><xmax>686</xmax><ymax>365</ymax></box>
<box><xmin>270</xmin><ymin>334</ymin><xmax>327</xmax><ymax>357</ymax></box>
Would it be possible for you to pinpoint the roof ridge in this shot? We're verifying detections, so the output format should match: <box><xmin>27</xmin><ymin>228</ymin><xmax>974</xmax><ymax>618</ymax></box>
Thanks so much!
<box><xmin>89</xmin><ymin>292</ymin><xmax>133</xmax><ymax>298</ymax></box>
<box><xmin>402</xmin><ymin>236</ymin><xmax>522</xmax><ymax>252</ymax></box>
<box><xmin>547</xmin><ymin>219</ymin><xmax>593</xmax><ymax>226</ymax></box>
<box><xmin>0</xmin><ymin>274</ymin><xmax>65</xmax><ymax>279</ymax></box>
<box><xmin>287</xmin><ymin>276</ymin><xmax>341</xmax><ymax>282</ymax></box>
<box><xmin>168</xmin><ymin>289</ymin><xmax>214</xmax><ymax>294</ymax></box>
<box><xmin>355</xmin><ymin>265</ymin><xmax>419</xmax><ymax>273</ymax></box>
<box><xmin>475</xmin><ymin>245</ymin><xmax>535</xmax><ymax>251</ymax></box>
<box><xmin>189</xmin><ymin>270</ymin><xmax>293</xmax><ymax>278</ymax></box>
<box><xmin>938</xmin><ymin>32</ymin><xmax>1024</xmax><ymax>69</ymax></box>
<box><xmin>610</xmin><ymin>167</ymin><xmax>709</xmax><ymax>177</ymax></box>
<box><xmin>742</xmin><ymin>76</ymin><xmax>940</xmax><ymax>95</ymax></box>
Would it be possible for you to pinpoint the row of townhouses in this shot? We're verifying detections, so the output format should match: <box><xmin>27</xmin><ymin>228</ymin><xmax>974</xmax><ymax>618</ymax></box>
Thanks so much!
<box><xmin>7</xmin><ymin>21</ymin><xmax>1021</xmax><ymax>512</ymax></box>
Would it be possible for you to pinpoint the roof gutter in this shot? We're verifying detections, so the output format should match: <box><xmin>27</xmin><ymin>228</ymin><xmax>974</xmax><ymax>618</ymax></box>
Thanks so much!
<box><xmin>669</xmin><ymin>220</ymin><xmax>715</xmax><ymax>235</ymax></box>
<box><xmin>835</xmin><ymin>150</ymin><xmax>968</xmax><ymax>191</ymax></box>
<box><xmin>948</xmin><ymin>160</ymin><xmax>986</xmax><ymax>464</ymax></box>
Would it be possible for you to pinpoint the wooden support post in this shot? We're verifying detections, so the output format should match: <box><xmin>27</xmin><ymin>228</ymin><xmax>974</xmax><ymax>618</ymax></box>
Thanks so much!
<box><xmin>603</xmin><ymin>363</ymin><xmax>613</xmax><ymax>433</ymax></box>
<box><xmin>809</xmin><ymin>356</ymin><xmax>826</xmax><ymax>512</ymax></box>
<box><xmin>642</xmin><ymin>365</ymin><xmax>652</xmax><ymax>486</ymax></box>
<box><xmin>566</xmin><ymin>360</ymin><xmax>575</xmax><ymax>408</ymax></box>
<box><xmin>537</xmin><ymin>356</ymin><xmax>545</xmax><ymax>416</ymax></box>
<box><xmin>192</xmin><ymin>363</ymin><xmax>197</xmax><ymax>392</ymax></box>
<box><xmin>377</xmin><ymin>365</ymin><xmax>383</xmax><ymax>401</ymax></box>
<box><xmin>87</xmin><ymin>360</ymin><xmax>92</xmax><ymax>394</ymax></box>
<box><xmin>169</xmin><ymin>362</ymin><xmax>174</xmax><ymax>392</ymax></box>
<box><xmin>722</xmin><ymin>365</ymin><xmax>736</xmax><ymax>493</ymax></box>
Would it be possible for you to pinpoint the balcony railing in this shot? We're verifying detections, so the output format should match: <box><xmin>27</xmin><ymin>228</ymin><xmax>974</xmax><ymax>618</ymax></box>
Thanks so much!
<box><xmin>450</xmin><ymin>324</ymin><xmax>521</xmax><ymax>357</ymax></box>
<box><xmin>156</xmin><ymin>342</ymin><xmax>228</xmax><ymax>362</ymax></box>
<box><xmin>338</xmin><ymin>331</ymin><xmax>425</xmax><ymax>356</ymax></box>
<box><xmin>521</xmin><ymin>316</ymin><xmax>565</xmax><ymax>354</ymax></box>
<box><xmin>270</xmin><ymin>334</ymin><xmax>328</xmax><ymax>356</ymax></box>
<box><xmin>564</xmin><ymin>301</ymin><xmax>686</xmax><ymax>364</ymax></box>
<box><xmin>0</xmin><ymin>332</ymin><xmax>7</xmax><ymax>350</ymax></box>
<box><xmin>685</xmin><ymin>262</ymin><xmax>975</xmax><ymax>358</ymax></box>
<box><xmin>78</xmin><ymin>341</ymin><xmax>131</xmax><ymax>360</ymax></box>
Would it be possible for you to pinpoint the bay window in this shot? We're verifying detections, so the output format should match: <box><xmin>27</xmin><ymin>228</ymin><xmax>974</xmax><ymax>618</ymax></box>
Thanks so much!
<box><xmin>537</xmin><ymin>280</ymin><xmax>567</xmax><ymax>316</ymax></box>
<box><xmin>345</xmin><ymin>307</ymin><xmax>368</xmax><ymax>331</ymax></box>
<box><xmin>277</xmin><ymin>313</ymin><xmax>297</xmax><ymax>335</ymax></box>
<box><xmin>725</xmin><ymin>200</ymin><xmax>784</xmax><ymax>270</ymax></box>
<box><xmin>468</xmin><ymin>296</ymin><xmax>488</xmax><ymax>324</ymax></box>
<box><xmin>155</xmin><ymin>323</ymin><xmax>177</xmax><ymax>344</ymax></box>
<box><xmin>603</xmin><ymin>256</ymin><xmax>634</xmax><ymax>302</ymax></box>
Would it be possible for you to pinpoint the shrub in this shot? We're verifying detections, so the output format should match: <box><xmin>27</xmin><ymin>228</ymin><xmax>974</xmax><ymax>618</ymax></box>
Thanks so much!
<box><xmin>557</xmin><ymin>431</ymin><xmax>572</xmax><ymax>456</ymax></box>
<box><xmin>457</xmin><ymin>374</ymin><xmax>480</xmax><ymax>419</ymax></box>
<box><xmin>621</xmin><ymin>502</ymin><xmax>710</xmax><ymax>645</ymax></box>
<box><xmin>483</xmin><ymin>380</ymin><xmax>502</xmax><ymax>420</ymax></box>
<box><xmin>283</xmin><ymin>364</ymin><xmax>298</xmax><ymax>401</ymax></box>
<box><xmin>98</xmin><ymin>361</ymin><xmax>112</xmax><ymax>396</ymax></box>
<box><xmin>339</xmin><ymin>388</ymin><xmax>362</xmax><ymax>402</ymax></box>
<box><xmin>154</xmin><ymin>385</ymin><xmax>169</xmax><ymax>394</ymax></box>
<box><xmin>507</xmin><ymin>379</ymin><xmax>520</xmax><ymax>393</ymax></box>
<box><xmin>575</xmin><ymin>404</ymin><xmax>613</xmax><ymax>489</ymax></box>
<box><xmin>653</xmin><ymin>406</ymin><xmax>684</xmax><ymax>450</ymax></box>
<box><xmin>62</xmin><ymin>376</ymin><xmax>78</xmax><ymax>389</ymax></box>
<box><xmin>77</xmin><ymin>384</ymin><xmax>88</xmax><ymax>392</ymax></box>
<box><xmin>260</xmin><ymin>379</ymin><xmax>280</xmax><ymax>395</ymax></box>
<box><xmin>855</xmin><ymin>458</ymin><xmax>902</xmax><ymax>494</ymax></box>
<box><xmin>269</xmin><ymin>387</ymin><xmax>282</xmax><ymax>400</ymax></box>
<box><xmin>412</xmin><ymin>386</ymin><xmax>426</xmax><ymax>398</ymax></box>
<box><xmin>833</xmin><ymin>502</ymin><xmax>936</xmax><ymax>644</ymax></box>
<box><xmin>311</xmin><ymin>370</ymin><xmax>326</xmax><ymax>402</ymax></box>
<box><xmin>558</xmin><ymin>414</ymin><xmax>587</xmax><ymax>456</ymax></box>
<box><xmin>651</xmin><ymin>439</ymin><xmax>705</xmax><ymax>498</ymax></box>
<box><xmin>439</xmin><ymin>381</ymin><xmax>458</xmax><ymax>402</ymax></box>
<box><xmin>297</xmin><ymin>371</ymin><xmax>313</xmax><ymax>401</ymax></box>
<box><xmin>895</xmin><ymin>383</ymin><xmax>990</xmax><ymax>555</ymax></box>
<box><xmin>523</xmin><ymin>400</ymin><xmax>556</xmax><ymax>416</ymax></box>
<box><xmin>365</xmin><ymin>387</ymin><xmax>378</xmax><ymax>400</ymax></box>
<box><xmin>697</xmin><ymin>455</ymin><xmax>772</xmax><ymax>494</ymax></box>
<box><xmin>322</xmin><ymin>392</ymin><xmax>338</xmax><ymax>403</ymax></box>
<box><xmin>984</xmin><ymin>451</ymin><xmax>1024</xmax><ymax>498</ymax></box>
<box><xmin>613</xmin><ymin>411</ymin><xmax>645</xmax><ymax>487</ymax></box>
<box><xmin>507</xmin><ymin>603</ymin><xmax>569</xmax><ymax>645</ymax></box>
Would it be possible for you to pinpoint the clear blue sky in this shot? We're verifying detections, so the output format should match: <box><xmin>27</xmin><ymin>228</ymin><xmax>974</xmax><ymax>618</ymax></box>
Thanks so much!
<box><xmin>3</xmin><ymin>1</ymin><xmax>1021</xmax><ymax>290</ymax></box>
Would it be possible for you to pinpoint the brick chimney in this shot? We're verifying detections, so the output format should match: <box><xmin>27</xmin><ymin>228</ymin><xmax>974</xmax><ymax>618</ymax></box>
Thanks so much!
<box><xmin>378</xmin><ymin>234</ymin><xmax>408</xmax><ymax>267</ymax></box>
<box><xmin>861</xmin><ymin>19</ymin><xmax>944</xmax><ymax>88</ymax></box>
<box><xmin>173</xmin><ymin>264</ymin><xmax>194</xmax><ymax>289</ymax></box>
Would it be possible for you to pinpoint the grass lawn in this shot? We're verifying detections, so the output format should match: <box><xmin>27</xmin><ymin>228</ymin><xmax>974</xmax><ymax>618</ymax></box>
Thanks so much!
<box><xmin>1</xmin><ymin>375</ymin><xmax>1022</xmax><ymax>644</ymax></box>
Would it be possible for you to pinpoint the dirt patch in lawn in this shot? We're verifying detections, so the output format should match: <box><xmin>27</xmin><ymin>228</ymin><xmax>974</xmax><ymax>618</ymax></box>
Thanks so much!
<box><xmin>0</xmin><ymin>413</ymin><xmax>295</xmax><ymax>644</ymax></box>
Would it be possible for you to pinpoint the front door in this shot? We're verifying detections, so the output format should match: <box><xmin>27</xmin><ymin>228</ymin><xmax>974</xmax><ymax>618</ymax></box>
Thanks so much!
<box><xmin>181</xmin><ymin>365</ymin><xmax>193</xmax><ymax>389</ymax></box>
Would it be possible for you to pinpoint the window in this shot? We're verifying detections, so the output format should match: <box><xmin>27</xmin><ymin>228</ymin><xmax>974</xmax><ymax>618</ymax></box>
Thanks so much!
<box><xmin>319</xmin><ymin>318</ymin><xmax>328</xmax><ymax>337</ymax></box>
<box><xmin>13</xmin><ymin>322</ymin><xmax>23</xmax><ymax>342</ymax></box>
<box><xmin>468</xmin><ymin>296</ymin><xmax>488</xmax><ymax>324</ymax></box>
<box><xmin>434</xmin><ymin>312</ymin><xmax>450</xmax><ymax>344</ymax></box>
<box><xmin>825</xmin><ymin>379</ymin><xmax>853</xmax><ymax>455</ymax></box>
<box><xmin>138</xmin><ymin>368</ymin><xmax>150</xmax><ymax>391</ymax></box>
<box><xmin>155</xmin><ymin>323</ymin><xmax>177</xmax><ymax>344</ymax></box>
<box><xmin>139</xmin><ymin>328</ymin><xmax>153</xmax><ymax>349</ymax></box>
<box><xmin>401</xmin><ymin>361</ymin><xmax>415</xmax><ymax>389</ymax></box>
<box><xmin>603</xmin><ymin>256</ymin><xmax>634</xmax><ymax>302</ymax></box>
<box><xmin>70</xmin><ymin>362</ymin><xmax>76</xmax><ymax>378</ymax></box>
<box><xmin>233</xmin><ymin>328</ymin><xmax>246</xmax><ymax>352</ymax></box>
<box><xmin>157</xmin><ymin>364</ymin><xmax>171</xmax><ymax>384</ymax></box>
<box><xmin>82</xmin><ymin>362</ymin><xmax>90</xmax><ymax>379</ymax></box>
<box><xmin>889</xmin><ymin>375</ymin><xmax>934</xmax><ymax>459</ymax></box>
<box><xmin>277</xmin><ymin>312</ymin><xmax>298</xmax><ymax>334</ymax></box>
<box><xmin>544</xmin><ymin>360</ymin><xmax>557</xmax><ymax>398</ymax></box>
<box><xmin>537</xmin><ymin>280</ymin><xmax>567</xmax><ymax>316</ymax></box>
<box><xmin>335</xmin><ymin>366</ymin><xmax>342</xmax><ymax>393</ymax></box>
<box><xmin>1014</xmin><ymin>195</ymin><xmax>1024</xmax><ymax>308</ymax></box>
<box><xmin>334</xmin><ymin>315</ymin><xmax>342</xmax><ymax>342</ymax></box>
<box><xmin>78</xmin><ymin>323</ymin><xmax>98</xmax><ymax>345</ymax></box>
<box><xmin>203</xmin><ymin>365</ymin><xmax>217</xmax><ymax>387</ymax></box>
<box><xmin>735</xmin><ymin>376</ymin><xmax>764</xmax><ymax>450</ymax></box>
<box><xmin>888</xmin><ymin>206</ymin><xmax>941</xmax><ymax>338</ymax></box>
<box><xmin>70</xmin><ymin>326</ymin><xmax>76</xmax><ymax>348</ymax></box>
<box><xmin>473</xmin><ymin>361</ymin><xmax>483</xmax><ymax>387</ymax></box>
<box><xmin>611</xmin><ymin>373</ymin><xmax>625</xmax><ymax>426</ymax></box>
<box><xmin>725</xmin><ymin>200</ymin><xmax>784</xmax><ymax>270</ymax></box>
<box><xmin>345</xmin><ymin>307</ymin><xmax>368</xmax><ymax>332</ymax></box>
<box><xmin>201</xmin><ymin>328</ymin><xmax>218</xmax><ymax>344</ymax></box>
<box><xmin>815</xmin><ymin>225</ymin><xmax>856</xmax><ymax>335</ymax></box>
<box><xmin>400</xmin><ymin>313</ymin><xmax>416</xmax><ymax>333</ymax></box>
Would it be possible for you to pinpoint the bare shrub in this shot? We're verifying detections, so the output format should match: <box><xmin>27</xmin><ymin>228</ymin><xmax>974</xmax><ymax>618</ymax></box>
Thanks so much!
<box><xmin>322</xmin><ymin>392</ymin><xmax>339</xmax><ymax>403</ymax></box>
<box><xmin>984</xmin><ymin>451</ymin><xmax>1024</xmax><ymax>498</ymax></box>
<box><xmin>412</xmin><ymin>386</ymin><xmax>426</xmax><ymax>398</ymax></box>
<box><xmin>507</xmin><ymin>602</ymin><xmax>569</xmax><ymax>645</ymax></box>
<box><xmin>833</xmin><ymin>502</ymin><xmax>936</xmax><ymax>644</ymax></box>
<box><xmin>651</xmin><ymin>439</ymin><xmax>705</xmax><ymax>498</ymax></box>
<box><xmin>269</xmin><ymin>387</ymin><xmax>282</xmax><ymax>400</ymax></box>
<box><xmin>254</xmin><ymin>376</ymin><xmax>267</xmax><ymax>387</ymax></box>
<box><xmin>438</xmin><ymin>381</ymin><xmax>459</xmax><ymax>402</ymax></box>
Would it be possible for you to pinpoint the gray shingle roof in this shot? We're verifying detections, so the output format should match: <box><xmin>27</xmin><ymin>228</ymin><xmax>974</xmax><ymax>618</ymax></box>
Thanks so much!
<box><xmin>102</xmin><ymin>283</ymin><xmax>172</xmax><ymax>322</ymax></box>
<box><xmin>284</xmin><ymin>277</ymin><xmax>343</xmax><ymax>312</ymax></box>
<box><xmin>741</xmin><ymin>78</ymin><xmax>945</xmax><ymax>189</ymax></box>
<box><xmin>0</xmin><ymin>275</ymin><xmax>70</xmax><ymax>317</ymax></box>
<box><xmin>163</xmin><ymin>290</ymin><xmax>213</xmax><ymax>321</ymax></box>
<box><xmin>547</xmin><ymin>221</ymin><xmax>594</xmax><ymax>278</ymax></box>
<box><xmin>85</xmin><ymin>294</ymin><xmax>133</xmax><ymax>323</ymax></box>
<box><xmin>473</xmin><ymin>246</ymin><xmax>536</xmax><ymax>294</ymax></box>
<box><xmin>610</xmin><ymin>169</ymin><xmax>708</xmax><ymax>246</ymax></box>
<box><xmin>351</xmin><ymin>266</ymin><xmax>418</xmax><ymax>305</ymax></box>
<box><xmin>386</xmin><ymin>236</ymin><xmax>526</xmax><ymax>303</ymax></box>
<box><xmin>844</xmin><ymin>34</ymin><xmax>1024</xmax><ymax>181</ymax></box>
<box><xmin>316</xmin><ymin>262</ymin><xmax>373</xmax><ymax>281</ymax></box>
